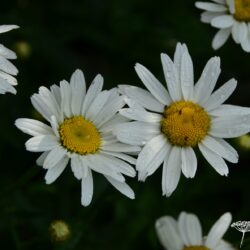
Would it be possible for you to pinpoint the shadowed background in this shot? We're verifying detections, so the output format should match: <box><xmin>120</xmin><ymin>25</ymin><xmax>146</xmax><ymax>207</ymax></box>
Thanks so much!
<box><xmin>0</xmin><ymin>0</ymin><xmax>250</xmax><ymax>249</ymax></box>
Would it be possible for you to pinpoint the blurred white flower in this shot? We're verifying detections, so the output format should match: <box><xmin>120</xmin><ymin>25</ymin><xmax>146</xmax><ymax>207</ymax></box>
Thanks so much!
<box><xmin>0</xmin><ymin>25</ymin><xmax>19</xmax><ymax>94</ymax></box>
<box><xmin>195</xmin><ymin>0</ymin><xmax>250</xmax><ymax>52</ymax></box>
<box><xmin>15</xmin><ymin>69</ymin><xmax>139</xmax><ymax>206</ymax></box>
<box><xmin>116</xmin><ymin>43</ymin><xmax>250</xmax><ymax>197</ymax></box>
<box><xmin>156</xmin><ymin>212</ymin><xmax>235</xmax><ymax>250</ymax></box>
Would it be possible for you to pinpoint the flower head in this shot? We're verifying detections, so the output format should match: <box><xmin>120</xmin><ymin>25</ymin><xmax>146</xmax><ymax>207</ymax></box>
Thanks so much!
<box><xmin>115</xmin><ymin>43</ymin><xmax>250</xmax><ymax>196</ymax></box>
<box><xmin>0</xmin><ymin>25</ymin><xmax>19</xmax><ymax>94</ymax></box>
<box><xmin>156</xmin><ymin>212</ymin><xmax>234</xmax><ymax>250</ymax></box>
<box><xmin>195</xmin><ymin>0</ymin><xmax>250</xmax><ymax>52</ymax></box>
<box><xmin>15</xmin><ymin>69</ymin><xmax>139</xmax><ymax>206</ymax></box>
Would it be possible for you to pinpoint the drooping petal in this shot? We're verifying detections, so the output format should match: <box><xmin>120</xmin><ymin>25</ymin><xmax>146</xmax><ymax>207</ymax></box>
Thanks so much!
<box><xmin>45</xmin><ymin>157</ymin><xmax>69</xmax><ymax>184</ymax></box>
<box><xmin>105</xmin><ymin>175</ymin><xmax>135</xmax><ymax>199</ymax></box>
<box><xmin>181</xmin><ymin>147</ymin><xmax>198</xmax><ymax>178</ymax></box>
<box><xmin>162</xmin><ymin>146</ymin><xmax>182</xmax><ymax>196</ymax></box>
<box><xmin>198</xmin><ymin>143</ymin><xmax>229</xmax><ymax>176</ymax></box>
<box><xmin>81</xmin><ymin>168</ymin><xmax>93</xmax><ymax>206</ymax></box>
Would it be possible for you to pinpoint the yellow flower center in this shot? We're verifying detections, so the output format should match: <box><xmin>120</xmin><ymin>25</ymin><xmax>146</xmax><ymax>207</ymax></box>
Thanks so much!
<box><xmin>234</xmin><ymin>0</ymin><xmax>250</xmax><ymax>21</ymax></box>
<box><xmin>183</xmin><ymin>246</ymin><xmax>210</xmax><ymax>250</ymax></box>
<box><xmin>59</xmin><ymin>116</ymin><xmax>101</xmax><ymax>155</ymax></box>
<box><xmin>161</xmin><ymin>101</ymin><xmax>211</xmax><ymax>147</ymax></box>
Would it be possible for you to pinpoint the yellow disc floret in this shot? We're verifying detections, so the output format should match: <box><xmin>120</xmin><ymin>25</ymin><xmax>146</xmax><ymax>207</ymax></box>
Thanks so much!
<box><xmin>234</xmin><ymin>0</ymin><xmax>250</xmax><ymax>21</ymax></box>
<box><xmin>161</xmin><ymin>101</ymin><xmax>210</xmax><ymax>147</ymax></box>
<box><xmin>59</xmin><ymin>116</ymin><xmax>101</xmax><ymax>155</ymax></box>
<box><xmin>183</xmin><ymin>246</ymin><xmax>210</xmax><ymax>250</ymax></box>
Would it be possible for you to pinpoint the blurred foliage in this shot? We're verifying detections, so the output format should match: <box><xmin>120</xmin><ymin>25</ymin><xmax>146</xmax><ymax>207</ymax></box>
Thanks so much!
<box><xmin>0</xmin><ymin>0</ymin><xmax>250</xmax><ymax>249</ymax></box>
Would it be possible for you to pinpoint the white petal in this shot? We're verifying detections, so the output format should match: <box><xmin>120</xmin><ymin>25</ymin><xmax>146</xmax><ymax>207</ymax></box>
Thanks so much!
<box><xmin>204</xmin><ymin>78</ymin><xmax>237</xmax><ymax>111</ymax></box>
<box><xmin>105</xmin><ymin>175</ymin><xmax>135</xmax><ymax>199</ymax></box>
<box><xmin>81</xmin><ymin>168</ymin><xmax>93</xmax><ymax>206</ymax></box>
<box><xmin>211</xmin><ymin>15</ymin><xmax>234</xmax><ymax>28</ymax></box>
<box><xmin>85</xmin><ymin>90</ymin><xmax>110</xmax><ymax>121</ymax></box>
<box><xmin>135</xmin><ymin>63</ymin><xmax>171</xmax><ymax>105</ymax></box>
<box><xmin>138</xmin><ymin>141</ymin><xmax>169</xmax><ymax>181</ymax></box>
<box><xmin>213</xmin><ymin>239</ymin><xmax>235</xmax><ymax>250</ymax></box>
<box><xmin>198</xmin><ymin>143</ymin><xmax>229</xmax><ymax>176</ymax></box>
<box><xmin>45</xmin><ymin>157</ymin><xmax>69</xmax><ymax>184</ymax></box>
<box><xmin>115</xmin><ymin>121</ymin><xmax>160</xmax><ymax>146</ymax></box>
<box><xmin>232</xmin><ymin>21</ymin><xmax>247</xmax><ymax>44</ymax></box>
<box><xmin>205</xmin><ymin>212</ymin><xmax>232</xmax><ymax>249</ymax></box>
<box><xmin>181</xmin><ymin>147</ymin><xmax>197</xmax><ymax>178</ymax></box>
<box><xmin>226</xmin><ymin>0</ymin><xmax>235</xmax><ymax>13</ymax></box>
<box><xmin>241</xmin><ymin>31</ymin><xmax>250</xmax><ymax>52</ymax></box>
<box><xmin>136</xmin><ymin>134</ymin><xmax>166</xmax><ymax>172</ymax></box>
<box><xmin>36</xmin><ymin>151</ymin><xmax>49</xmax><ymax>166</ymax></box>
<box><xmin>49</xmin><ymin>115</ymin><xmax>60</xmax><ymax>138</ymax></box>
<box><xmin>194</xmin><ymin>57</ymin><xmax>221</xmax><ymax>104</ymax></box>
<box><xmin>162</xmin><ymin>146</ymin><xmax>182</xmax><ymax>196</ymax></box>
<box><xmin>0</xmin><ymin>55</ymin><xmax>18</xmax><ymax>75</ymax></box>
<box><xmin>155</xmin><ymin>216</ymin><xmax>184</xmax><ymax>250</ymax></box>
<box><xmin>0</xmin><ymin>44</ymin><xmax>16</xmax><ymax>59</ymax></box>
<box><xmin>212</xmin><ymin>28</ymin><xmax>231</xmax><ymax>50</ymax></box>
<box><xmin>60</xmin><ymin>80</ymin><xmax>72</xmax><ymax>117</ymax></box>
<box><xmin>161</xmin><ymin>53</ymin><xmax>181</xmax><ymax>101</ymax></box>
<box><xmin>43</xmin><ymin>145</ymin><xmax>66</xmax><ymax>169</ymax></box>
<box><xmin>174</xmin><ymin>43</ymin><xmax>188</xmax><ymax>75</ymax></box>
<box><xmin>0</xmin><ymin>25</ymin><xmax>19</xmax><ymax>33</ymax></box>
<box><xmin>209</xmin><ymin>104</ymin><xmax>250</xmax><ymax>116</ymax></box>
<box><xmin>0</xmin><ymin>76</ymin><xmax>16</xmax><ymax>94</ymax></box>
<box><xmin>178</xmin><ymin>212</ymin><xmax>203</xmax><ymax>246</ymax></box>
<box><xmin>212</xmin><ymin>0</ymin><xmax>225</xmax><ymax>4</ymax></box>
<box><xmin>202</xmin><ymin>136</ymin><xmax>238</xmax><ymax>163</ymax></box>
<box><xmin>180</xmin><ymin>51</ymin><xmax>194</xmax><ymax>100</ymax></box>
<box><xmin>100</xmin><ymin>114</ymin><xmax>129</xmax><ymax>133</ymax></box>
<box><xmin>201</xmin><ymin>11</ymin><xmax>223</xmax><ymax>23</ymax></box>
<box><xmin>25</xmin><ymin>135</ymin><xmax>58</xmax><ymax>152</ymax></box>
<box><xmin>81</xmin><ymin>74</ymin><xmax>103</xmax><ymax>116</ymax></box>
<box><xmin>71</xmin><ymin>155</ymin><xmax>86</xmax><ymax>180</ymax></box>
<box><xmin>210</xmin><ymin>115</ymin><xmax>250</xmax><ymax>138</ymax></box>
<box><xmin>102</xmin><ymin>143</ymin><xmax>140</xmax><ymax>153</ymax></box>
<box><xmin>195</xmin><ymin>2</ymin><xmax>227</xmax><ymax>11</ymax></box>
<box><xmin>31</xmin><ymin>86</ymin><xmax>61</xmax><ymax>122</ymax></box>
<box><xmin>15</xmin><ymin>118</ymin><xmax>53</xmax><ymax>136</ymax></box>
<box><xmin>119</xmin><ymin>85</ymin><xmax>164</xmax><ymax>112</ymax></box>
<box><xmin>94</xmin><ymin>94</ymin><xmax>125</xmax><ymax>127</ymax></box>
<box><xmin>87</xmin><ymin>154</ymin><xmax>125</xmax><ymax>182</ymax></box>
<box><xmin>70</xmin><ymin>69</ymin><xmax>86</xmax><ymax>115</ymax></box>
<box><xmin>0</xmin><ymin>71</ymin><xmax>17</xmax><ymax>86</ymax></box>
<box><xmin>101</xmin><ymin>151</ymin><xmax>137</xmax><ymax>165</ymax></box>
<box><xmin>119</xmin><ymin>98</ymin><xmax>162</xmax><ymax>123</ymax></box>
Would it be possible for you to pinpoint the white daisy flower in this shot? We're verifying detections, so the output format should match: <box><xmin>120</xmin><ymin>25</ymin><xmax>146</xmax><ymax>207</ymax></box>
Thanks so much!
<box><xmin>15</xmin><ymin>69</ymin><xmax>139</xmax><ymax>206</ymax></box>
<box><xmin>115</xmin><ymin>43</ymin><xmax>250</xmax><ymax>197</ymax></box>
<box><xmin>195</xmin><ymin>0</ymin><xmax>250</xmax><ymax>52</ymax></box>
<box><xmin>156</xmin><ymin>212</ymin><xmax>235</xmax><ymax>250</ymax></box>
<box><xmin>0</xmin><ymin>24</ymin><xmax>19</xmax><ymax>94</ymax></box>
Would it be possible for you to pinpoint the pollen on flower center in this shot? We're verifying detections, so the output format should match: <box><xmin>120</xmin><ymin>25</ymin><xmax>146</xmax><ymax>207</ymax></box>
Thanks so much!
<box><xmin>59</xmin><ymin>116</ymin><xmax>101</xmax><ymax>155</ymax></box>
<box><xmin>234</xmin><ymin>0</ymin><xmax>250</xmax><ymax>21</ymax></box>
<box><xmin>183</xmin><ymin>246</ymin><xmax>210</xmax><ymax>250</ymax></box>
<box><xmin>161</xmin><ymin>101</ymin><xmax>211</xmax><ymax>147</ymax></box>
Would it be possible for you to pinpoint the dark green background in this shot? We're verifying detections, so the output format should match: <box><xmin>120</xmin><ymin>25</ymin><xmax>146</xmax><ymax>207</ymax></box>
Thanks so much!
<box><xmin>0</xmin><ymin>0</ymin><xmax>250</xmax><ymax>249</ymax></box>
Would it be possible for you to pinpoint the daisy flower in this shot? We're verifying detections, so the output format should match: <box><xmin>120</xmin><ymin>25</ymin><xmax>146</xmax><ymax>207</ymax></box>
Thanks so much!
<box><xmin>156</xmin><ymin>212</ymin><xmax>235</xmax><ymax>250</ymax></box>
<box><xmin>0</xmin><ymin>25</ymin><xmax>19</xmax><ymax>94</ymax></box>
<box><xmin>15</xmin><ymin>69</ymin><xmax>139</xmax><ymax>206</ymax></box>
<box><xmin>115</xmin><ymin>43</ymin><xmax>250</xmax><ymax>197</ymax></box>
<box><xmin>195</xmin><ymin>0</ymin><xmax>250</xmax><ymax>52</ymax></box>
